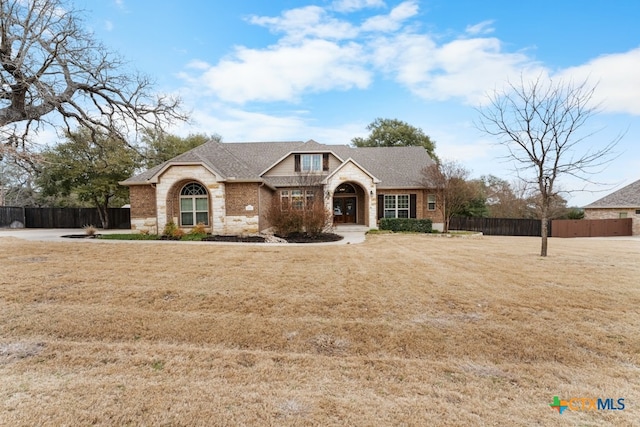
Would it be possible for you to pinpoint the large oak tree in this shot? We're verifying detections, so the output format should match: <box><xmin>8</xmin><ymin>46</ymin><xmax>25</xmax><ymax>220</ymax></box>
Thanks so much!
<box><xmin>352</xmin><ymin>118</ymin><xmax>437</xmax><ymax>160</ymax></box>
<box><xmin>0</xmin><ymin>0</ymin><xmax>185</xmax><ymax>154</ymax></box>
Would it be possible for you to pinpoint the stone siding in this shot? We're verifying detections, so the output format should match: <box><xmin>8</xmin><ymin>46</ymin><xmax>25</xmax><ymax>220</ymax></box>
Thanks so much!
<box><xmin>224</xmin><ymin>215</ymin><xmax>260</xmax><ymax>235</ymax></box>
<box><xmin>584</xmin><ymin>208</ymin><xmax>640</xmax><ymax>235</ymax></box>
<box><xmin>325</xmin><ymin>162</ymin><xmax>377</xmax><ymax>228</ymax></box>
<box><xmin>155</xmin><ymin>165</ymin><xmax>225</xmax><ymax>234</ymax></box>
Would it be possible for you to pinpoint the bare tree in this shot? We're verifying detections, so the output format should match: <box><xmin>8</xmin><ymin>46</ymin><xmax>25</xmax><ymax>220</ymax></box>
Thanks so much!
<box><xmin>477</xmin><ymin>75</ymin><xmax>620</xmax><ymax>256</ymax></box>
<box><xmin>422</xmin><ymin>160</ymin><xmax>480</xmax><ymax>232</ymax></box>
<box><xmin>0</xmin><ymin>0</ymin><xmax>185</xmax><ymax>155</ymax></box>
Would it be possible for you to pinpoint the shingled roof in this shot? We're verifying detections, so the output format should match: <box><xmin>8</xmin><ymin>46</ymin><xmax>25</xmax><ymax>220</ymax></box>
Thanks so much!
<box><xmin>584</xmin><ymin>178</ymin><xmax>640</xmax><ymax>208</ymax></box>
<box><xmin>122</xmin><ymin>140</ymin><xmax>436</xmax><ymax>188</ymax></box>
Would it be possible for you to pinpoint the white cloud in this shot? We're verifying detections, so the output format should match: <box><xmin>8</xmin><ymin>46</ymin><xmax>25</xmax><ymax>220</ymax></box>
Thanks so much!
<box><xmin>248</xmin><ymin>6</ymin><xmax>358</xmax><ymax>41</ymax></box>
<box><xmin>361</xmin><ymin>0</ymin><xmax>419</xmax><ymax>32</ymax></box>
<box><xmin>104</xmin><ymin>20</ymin><xmax>113</xmax><ymax>32</ymax></box>
<box><xmin>185</xmin><ymin>59</ymin><xmax>211</xmax><ymax>70</ymax></box>
<box><xmin>332</xmin><ymin>0</ymin><xmax>386</xmax><ymax>13</ymax></box>
<box><xmin>371</xmin><ymin>33</ymin><xmax>543</xmax><ymax>104</ymax></box>
<box><xmin>465</xmin><ymin>20</ymin><xmax>495</xmax><ymax>36</ymax></box>
<box><xmin>192</xmin><ymin>39</ymin><xmax>371</xmax><ymax>103</ymax></box>
<box><xmin>555</xmin><ymin>47</ymin><xmax>640</xmax><ymax>115</ymax></box>
<box><xmin>181</xmin><ymin>2</ymin><xmax>640</xmax><ymax>119</ymax></box>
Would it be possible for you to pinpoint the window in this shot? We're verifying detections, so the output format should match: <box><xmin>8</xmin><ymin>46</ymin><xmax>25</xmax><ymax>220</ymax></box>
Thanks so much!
<box><xmin>301</xmin><ymin>154</ymin><xmax>322</xmax><ymax>172</ymax></box>
<box><xmin>384</xmin><ymin>194</ymin><xmax>410</xmax><ymax>218</ymax></box>
<box><xmin>291</xmin><ymin>189</ymin><xmax>304</xmax><ymax>210</ymax></box>
<box><xmin>294</xmin><ymin>153</ymin><xmax>329</xmax><ymax>172</ymax></box>
<box><xmin>336</xmin><ymin>183</ymin><xmax>356</xmax><ymax>194</ymax></box>
<box><xmin>427</xmin><ymin>194</ymin><xmax>436</xmax><ymax>211</ymax></box>
<box><xmin>180</xmin><ymin>183</ymin><xmax>209</xmax><ymax>226</ymax></box>
<box><xmin>280</xmin><ymin>190</ymin><xmax>289</xmax><ymax>209</ymax></box>
<box><xmin>636</xmin><ymin>209</ymin><xmax>640</xmax><ymax>215</ymax></box>
<box><xmin>305</xmin><ymin>190</ymin><xmax>316</xmax><ymax>208</ymax></box>
<box><xmin>281</xmin><ymin>189</ymin><xmax>317</xmax><ymax>210</ymax></box>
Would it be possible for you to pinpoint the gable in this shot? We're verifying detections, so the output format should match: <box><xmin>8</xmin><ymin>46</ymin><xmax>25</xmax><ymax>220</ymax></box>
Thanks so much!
<box><xmin>262</xmin><ymin>152</ymin><xmax>343</xmax><ymax>177</ymax></box>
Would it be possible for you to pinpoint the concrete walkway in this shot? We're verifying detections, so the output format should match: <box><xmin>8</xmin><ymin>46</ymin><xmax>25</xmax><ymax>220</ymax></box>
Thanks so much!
<box><xmin>0</xmin><ymin>226</ymin><xmax>369</xmax><ymax>245</ymax></box>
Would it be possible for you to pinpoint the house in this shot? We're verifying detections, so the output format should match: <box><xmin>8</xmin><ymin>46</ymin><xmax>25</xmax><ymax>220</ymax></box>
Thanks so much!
<box><xmin>583</xmin><ymin>178</ymin><xmax>640</xmax><ymax>235</ymax></box>
<box><xmin>120</xmin><ymin>139</ymin><xmax>444</xmax><ymax>235</ymax></box>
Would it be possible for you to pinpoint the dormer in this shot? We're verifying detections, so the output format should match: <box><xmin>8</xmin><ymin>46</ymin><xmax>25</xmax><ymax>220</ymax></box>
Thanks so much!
<box><xmin>293</xmin><ymin>153</ymin><xmax>330</xmax><ymax>173</ymax></box>
<box><xmin>261</xmin><ymin>147</ymin><xmax>344</xmax><ymax>177</ymax></box>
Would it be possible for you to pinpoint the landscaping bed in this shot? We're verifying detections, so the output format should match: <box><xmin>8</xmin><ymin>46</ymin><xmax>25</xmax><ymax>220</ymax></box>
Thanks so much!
<box><xmin>70</xmin><ymin>232</ymin><xmax>344</xmax><ymax>243</ymax></box>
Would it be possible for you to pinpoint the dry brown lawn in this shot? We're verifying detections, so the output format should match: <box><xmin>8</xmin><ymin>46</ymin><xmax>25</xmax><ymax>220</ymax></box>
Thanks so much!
<box><xmin>1</xmin><ymin>234</ymin><xmax>638</xmax><ymax>426</ymax></box>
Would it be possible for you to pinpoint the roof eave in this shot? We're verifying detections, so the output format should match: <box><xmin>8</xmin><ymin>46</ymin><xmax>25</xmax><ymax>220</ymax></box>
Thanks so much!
<box><xmin>322</xmin><ymin>157</ymin><xmax>380</xmax><ymax>184</ymax></box>
<box><xmin>146</xmin><ymin>161</ymin><xmax>225</xmax><ymax>184</ymax></box>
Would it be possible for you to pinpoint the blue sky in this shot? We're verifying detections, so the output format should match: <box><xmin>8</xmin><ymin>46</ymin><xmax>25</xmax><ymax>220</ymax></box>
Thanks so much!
<box><xmin>76</xmin><ymin>0</ymin><xmax>640</xmax><ymax>206</ymax></box>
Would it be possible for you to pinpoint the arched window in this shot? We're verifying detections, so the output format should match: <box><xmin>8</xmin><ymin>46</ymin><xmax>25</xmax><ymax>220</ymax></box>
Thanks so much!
<box><xmin>180</xmin><ymin>183</ymin><xmax>209</xmax><ymax>226</ymax></box>
<box><xmin>335</xmin><ymin>183</ymin><xmax>356</xmax><ymax>194</ymax></box>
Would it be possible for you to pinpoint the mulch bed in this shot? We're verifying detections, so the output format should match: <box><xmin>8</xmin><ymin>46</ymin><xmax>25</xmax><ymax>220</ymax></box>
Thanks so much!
<box><xmin>201</xmin><ymin>235</ymin><xmax>267</xmax><ymax>243</ymax></box>
<box><xmin>202</xmin><ymin>233</ymin><xmax>343</xmax><ymax>243</ymax></box>
<box><xmin>63</xmin><ymin>233</ymin><xmax>344</xmax><ymax>243</ymax></box>
<box><xmin>280</xmin><ymin>232</ymin><xmax>343</xmax><ymax>243</ymax></box>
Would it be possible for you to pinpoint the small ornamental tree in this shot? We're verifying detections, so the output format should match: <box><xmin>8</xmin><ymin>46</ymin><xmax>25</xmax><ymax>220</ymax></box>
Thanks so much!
<box><xmin>477</xmin><ymin>75</ymin><xmax>620</xmax><ymax>256</ymax></box>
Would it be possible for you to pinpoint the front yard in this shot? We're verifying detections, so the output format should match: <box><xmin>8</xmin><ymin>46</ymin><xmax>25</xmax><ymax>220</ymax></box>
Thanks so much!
<box><xmin>0</xmin><ymin>234</ymin><xmax>638</xmax><ymax>425</ymax></box>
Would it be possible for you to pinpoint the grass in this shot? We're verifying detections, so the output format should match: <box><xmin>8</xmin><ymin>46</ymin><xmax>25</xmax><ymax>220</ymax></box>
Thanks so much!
<box><xmin>0</xmin><ymin>234</ymin><xmax>638</xmax><ymax>426</ymax></box>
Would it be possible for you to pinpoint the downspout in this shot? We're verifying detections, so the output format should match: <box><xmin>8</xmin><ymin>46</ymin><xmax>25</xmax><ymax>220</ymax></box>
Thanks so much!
<box><xmin>151</xmin><ymin>183</ymin><xmax>158</xmax><ymax>234</ymax></box>
<box><xmin>258</xmin><ymin>182</ymin><xmax>265</xmax><ymax>232</ymax></box>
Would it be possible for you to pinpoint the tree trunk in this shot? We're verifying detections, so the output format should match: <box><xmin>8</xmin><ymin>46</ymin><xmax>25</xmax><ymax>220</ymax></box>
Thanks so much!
<box><xmin>540</xmin><ymin>204</ymin><xmax>549</xmax><ymax>257</ymax></box>
<box><xmin>94</xmin><ymin>196</ymin><xmax>110</xmax><ymax>229</ymax></box>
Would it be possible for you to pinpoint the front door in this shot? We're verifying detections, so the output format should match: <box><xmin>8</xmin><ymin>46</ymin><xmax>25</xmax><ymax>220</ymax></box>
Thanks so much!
<box><xmin>333</xmin><ymin>197</ymin><xmax>356</xmax><ymax>224</ymax></box>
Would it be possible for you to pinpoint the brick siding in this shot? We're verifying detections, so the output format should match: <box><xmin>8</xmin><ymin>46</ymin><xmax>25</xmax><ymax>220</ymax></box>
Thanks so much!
<box><xmin>129</xmin><ymin>185</ymin><xmax>156</xmax><ymax>218</ymax></box>
<box><xmin>225</xmin><ymin>183</ymin><xmax>260</xmax><ymax>216</ymax></box>
<box><xmin>377</xmin><ymin>188</ymin><xmax>444</xmax><ymax>226</ymax></box>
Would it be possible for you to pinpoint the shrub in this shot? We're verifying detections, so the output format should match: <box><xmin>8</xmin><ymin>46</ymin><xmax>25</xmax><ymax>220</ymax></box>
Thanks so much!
<box><xmin>302</xmin><ymin>196</ymin><xmax>333</xmax><ymax>235</ymax></box>
<box><xmin>83</xmin><ymin>224</ymin><xmax>97</xmax><ymax>236</ymax></box>
<box><xmin>266</xmin><ymin>191</ymin><xmax>332</xmax><ymax>237</ymax></box>
<box><xmin>267</xmin><ymin>202</ymin><xmax>305</xmax><ymax>237</ymax></box>
<box><xmin>567</xmin><ymin>208</ymin><xmax>585</xmax><ymax>220</ymax></box>
<box><xmin>162</xmin><ymin>221</ymin><xmax>184</xmax><ymax>239</ymax></box>
<box><xmin>379</xmin><ymin>218</ymin><xmax>432</xmax><ymax>233</ymax></box>
<box><xmin>190</xmin><ymin>222</ymin><xmax>207</xmax><ymax>235</ymax></box>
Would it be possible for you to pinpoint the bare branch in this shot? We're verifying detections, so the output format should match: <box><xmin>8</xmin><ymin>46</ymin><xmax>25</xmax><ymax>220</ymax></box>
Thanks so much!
<box><xmin>0</xmin><ymin>0</ymin><xmax>186</xmax><ymax>153</ymax></box>
<box><xmin>476</xmin><ymin>74</ymin><xmax>621</xmax><ymax>256</ymax></box>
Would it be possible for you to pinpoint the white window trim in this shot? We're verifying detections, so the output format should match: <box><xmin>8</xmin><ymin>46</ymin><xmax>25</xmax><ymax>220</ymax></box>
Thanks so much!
<box><xmin>301</xmin><ymin>154</ymin><xmax>322</xmax><ymax>172</ymax></box>
<box><xmin>427</xmin><ymin>194</ymin><xmax>436</xmax><ymax>211</ymax></box>
<box><xmin>384</xmin><ymin>194</ymin><xmax>410</xmax><ymax>218</ymax></box>
<box><xmin>180</xmin><ymin>183</ymin><xmax>209</xmax><ymax>226</ymax></box>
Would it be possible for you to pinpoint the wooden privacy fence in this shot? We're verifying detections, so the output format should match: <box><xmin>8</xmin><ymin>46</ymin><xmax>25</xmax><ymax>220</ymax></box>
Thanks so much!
<box><xmin>449</xmin><ymin>217</ymin><xmax>551</xmax><ymax>236</ymax></box>
<box><xmin>551</xmin><ymin>218</ymin><xmax>632</xmax><ymax>238</ymax></box>
<box><xmin>0</xmin><ymin>206</ymin><xmax>25</xmax><ymax>227</ymax></box>
<box><xmin>0</xmin><ymin>207</ymin><xmax>130</xmax><ymax>229</ymax></box>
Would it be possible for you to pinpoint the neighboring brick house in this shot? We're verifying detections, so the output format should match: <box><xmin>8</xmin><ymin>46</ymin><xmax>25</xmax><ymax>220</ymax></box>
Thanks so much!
<box><xmin>120</xmin><ymin>139</ymin><xmax>444</xmax><ymax>234</ymax></box>
<box><xmin>583</xmin><ymin>178</ymin><xmax>640</xmax><ymax>235</ymax></box>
